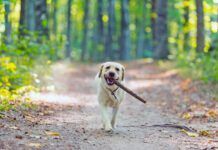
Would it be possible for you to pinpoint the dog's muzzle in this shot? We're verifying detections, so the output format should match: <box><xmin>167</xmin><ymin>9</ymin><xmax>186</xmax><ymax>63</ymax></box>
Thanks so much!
<box><xmin>104</xmin><ymin>72</ymin><xmax>118</xmax><ymax>86</ymax></box>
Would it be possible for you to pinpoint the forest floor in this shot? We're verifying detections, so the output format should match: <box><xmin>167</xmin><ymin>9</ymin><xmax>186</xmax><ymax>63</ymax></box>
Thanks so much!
<box><xmin>0</xmin><ymin>60</ymin><xmax>218</xmax><ymax>150</ymax></box>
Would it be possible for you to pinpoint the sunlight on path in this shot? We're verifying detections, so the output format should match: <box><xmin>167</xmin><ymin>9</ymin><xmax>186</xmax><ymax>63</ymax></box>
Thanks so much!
<box><xmin>29</xmin><ymin>92</ymin><xmax>78</xmax><ymax>104</ymax></box>
<box><xmin>29</xmin><ymin>92</ymin><xmax>98</xmax><ymax>107</ymax></box>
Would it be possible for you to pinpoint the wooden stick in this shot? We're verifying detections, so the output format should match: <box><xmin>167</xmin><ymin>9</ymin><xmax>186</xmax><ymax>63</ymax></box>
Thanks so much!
<box><xmin>114</xmin><ymin>80</ymin><xmax>146</xmax><ymax>104</ymax></box>
<box><xmin>151</xmin><ymin>124</ymin><xmax>197</xmax><ymax>132</ymax></box>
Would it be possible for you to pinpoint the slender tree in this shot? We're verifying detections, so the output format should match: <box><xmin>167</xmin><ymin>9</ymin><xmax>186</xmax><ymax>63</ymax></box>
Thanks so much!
<box><xmin>4</xmin><ymin>1</ymin><xmax>11</xmax><ymax>44</ymax></box>
<box><xmin>154</xmin><ymin>0</ymin><xmax>168</xmax><ymax>59</ymax></box>
<box><xmin>97</xmin><ymin>0</ymin><xmax>104</xmax><ymax>44</ymax></box>
<box><xmin>120</xmin><ymin>0</ymin><xmax>131</xmax><ymax>60</ymax></box>
<box><xmin>136</xmin><ymin>0</ymin><xmax>147</xmax><ymax>58</ymax></box>
<box><xmin>195</xmin><ymin>0</ymin><xmax>205</xmax><ymax>52</ymax></box>
<box><xmin>65</xmin><ymin>0</ymin><xmax>72</xmax><ymax>58</ymax></box>
<box><xmin>151</xmin><ymin>0</ymin><xmax>156</xmax><ymax>49</ymax></box>
<box><xmin>81</xmin><ymin>0</ymin><xmax>90</xmax><ymax>61</ymax></box>
<box><xmin>183</xmin><ymin>0</ymin><xmax>190</xmax><ymax>51</ymax></box>
<box><xmin>208</xmin><ymin>1</ymin><xmax>218</xmax><ymax>52</ymax></box>
<box><xmin>104</xmin><ymin>0</ymin><xmax>115</xmax><ymax>60</ymax></box>
<box><xmin>26</xmin><ymin>0</ymin><xmax>35</xmax><ymax>31</ymax></box>
<box><xmin>52</xmin><ymin>0</ymin><xmax>58</xmax><ymax>37</ymax></box>
<box><xmin>93</xmin><ymin>0</ymin><xmax>104</xmax><ymax>61</ymax></box>
<box><xmin>19</xmin><ymin>0</ymin><xmax>26</xmax><ymax>37</ymax></box>
<box><xmin>35</xmin><ymin>0</ymin><xmax>49</xmax><ymax>38</ymax></box>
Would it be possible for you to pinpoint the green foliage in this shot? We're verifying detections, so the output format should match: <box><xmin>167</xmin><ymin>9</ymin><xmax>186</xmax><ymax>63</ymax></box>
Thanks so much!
<box><xmin>170</xmin><ymin>50</ymin><xmax>218</xmax><ymax>82</ymax></box>
<box><xmin>0</xmin><ymin>56</ymin><xmax>36</xmax><ymax>111</ymax></box>
<box><xmin>0</xmin><ymin>57</ymin><xmax>31</xmax><ymax>89</ymax></box>
<box><xmin>0</xmin><ymin>34</ymin><xmax>57</xmax><ymax>111</ymax></box>
<box><xmin>1</xmin><ymin>33</ymin><xmax>62</xmax><ymax>60</ymax></box>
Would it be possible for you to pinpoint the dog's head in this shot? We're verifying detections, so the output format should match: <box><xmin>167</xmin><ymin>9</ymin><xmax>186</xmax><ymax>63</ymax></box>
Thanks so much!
<box><xmin>98</xmin><ymin>62</ymin><xmax>125</xmax><ymax>87</ymax></box>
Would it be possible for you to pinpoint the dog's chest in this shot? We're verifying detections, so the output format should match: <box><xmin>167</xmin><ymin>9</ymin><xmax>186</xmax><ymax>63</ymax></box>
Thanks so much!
<box><xmin>106</xmin><ymin>90</ymin><xmax>123</xmax><ymax>107</ymax></box>
<box><xmin>105</xmin><ymin>98</ymin><xmax>118</xmax><ymax>107</ymax></box>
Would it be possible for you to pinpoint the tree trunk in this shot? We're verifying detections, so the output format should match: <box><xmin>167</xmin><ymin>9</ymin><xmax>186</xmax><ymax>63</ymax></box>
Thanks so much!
<box><xmin>208</xmin><ymin>2</ymin><xmax>218</xmax><ymax>52</ymax></box>
<box><xmin>136</xmin><ymin>0</ymin><xmax>147</xmax><ymax>58</ymax></box>
<box><xmin>81</xmin><ymin>0</ymin><xmax>90</xmax><ymax>61</ymax></box>
<box><xmin>65</xmin><ymin>0</ymin><xmax>72</xmax><ymax>58</ymax></box>
<box><xmin>151</xmin><ymin>0</ymin><xmax>156</xmax><ymax>49</ymax></box>
<box><xmin>94</xmin><ymin>0</ymin><xmax>104</xmax><ymax>61</ymax></box>
<box><xmin>19</xmin><ymin>0</ymin><xmax>26</xmax><ymax>37</ymax></box>
<box><xmin>183</xmin><ymin>0</ymin><xmax>190</xmax><ymax>51</ymax></box>
<box><xmin>97</xmin><ymin>0</ymin><xmax>104</xmax><ymax>43</ymax></box>
<box><xmin>195</xmin><ymin>0</ymin><xmax>205</xmax><ymax>52</ymax></box>
<box><xmin>105</xmin><ymin>0</ymin><xmax>115</xmax><ymax>60</ymax></box>
<box><xmin>154</xmin><ymin>0</ymin><xmax>168</xmax><ymax>59</ymax></box>
<box><xmin>52</xmin><ymin>0</ymin><xmax>58</xmax><ymax>37</ymax></box>
<box><xmin>35</xmin><ymin>0</ymin><xmax>49</xmax><ymax>38</ymax></box>
<box><xmin>4</xmin><ymin>2</ymin><xmax>11</xmax><ymax>44</ymax></box>
<box><xmin>26</xmin><ymin>0</ymin><xmax>35</xmax><ymax>31</ymax></box>
<box><xmin>120</xmin><ymin>0</ymin><xmax>131</xmax><ymax>60</ymax></box>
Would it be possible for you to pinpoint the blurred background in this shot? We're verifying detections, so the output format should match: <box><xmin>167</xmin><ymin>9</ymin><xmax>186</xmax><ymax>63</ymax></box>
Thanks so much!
<box><xmin>0</xmin><ymin>0</ymin><xmax>217</xmax><ymax>61</ymax></box>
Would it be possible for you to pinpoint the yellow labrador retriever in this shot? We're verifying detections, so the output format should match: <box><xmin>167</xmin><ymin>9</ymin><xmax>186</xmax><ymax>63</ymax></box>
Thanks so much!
<box><xmin>96</xmin><ymin>62</ymin><xmax>125</xmax><ymax>132</ymax></box>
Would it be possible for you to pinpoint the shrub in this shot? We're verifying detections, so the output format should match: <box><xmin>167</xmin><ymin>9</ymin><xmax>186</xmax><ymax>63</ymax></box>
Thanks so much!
<box><xmin>170</xmin><ymin>50</ymin><xmax>218</xmax><ymax>82</ymax></box>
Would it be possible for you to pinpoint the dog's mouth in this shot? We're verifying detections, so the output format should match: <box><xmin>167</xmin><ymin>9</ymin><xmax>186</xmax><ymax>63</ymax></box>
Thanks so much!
<box><xmin>104</xmin><ymin>75</ymin><xmax>118</xmax><ymax>86</ymax></box>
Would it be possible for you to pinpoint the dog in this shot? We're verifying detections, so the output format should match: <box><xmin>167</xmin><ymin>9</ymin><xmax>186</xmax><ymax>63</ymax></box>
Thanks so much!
<box><xmin>96</xmin><ymin>62</ymin><xmax>125</xmax><ymax>132</ymax></box>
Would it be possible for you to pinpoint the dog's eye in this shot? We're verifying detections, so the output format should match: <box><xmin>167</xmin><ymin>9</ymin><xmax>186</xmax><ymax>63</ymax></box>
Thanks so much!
<box><xmin>105</xmin><ymin>66</ymin><xmax>110</xmax><ymax>70</ymax></box>
<box><xmin>115</xmin><ymin>67</ymin><xmax>120</xmax><ymax>72</ymax></box>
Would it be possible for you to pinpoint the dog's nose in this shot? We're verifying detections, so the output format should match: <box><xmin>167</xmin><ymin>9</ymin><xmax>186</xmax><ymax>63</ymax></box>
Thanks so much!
<box><xmin>109</xmin><ymin>72</ymin><xmax>115</xmax><ymax>77</ymax></box>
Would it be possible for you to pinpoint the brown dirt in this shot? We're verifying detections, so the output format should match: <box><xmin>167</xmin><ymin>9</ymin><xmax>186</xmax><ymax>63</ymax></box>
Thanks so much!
<box><xmin>0</xmin><ymin>61</ymin><xmax>217</xmax><ymax>150</ymax></box>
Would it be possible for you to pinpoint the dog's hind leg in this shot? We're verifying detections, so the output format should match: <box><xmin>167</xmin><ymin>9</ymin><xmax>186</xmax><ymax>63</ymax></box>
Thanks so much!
<box><xmin>100</xmin><ymin>104</ymin><xmax>112</xmax><ymax>131</ymax></box>
<box><xmin>111</xmin><ymin>107</ymin><xmax>119</xmax><ymax>129</ymax></box>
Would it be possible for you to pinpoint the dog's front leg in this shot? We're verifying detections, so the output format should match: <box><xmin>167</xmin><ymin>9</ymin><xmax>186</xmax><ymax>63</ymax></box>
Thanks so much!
<box><xmin>111</xmin><ymin>106</ymin><xmax>119</xmax><ymax>129</ymax></box>
<box><xmin>109</xmin><ymin>91</ymin><xmax>120</xmax><ymax>104</ymax></box>
<box><xmin>99</xmin><ymin>104</ymin><xmax>113</xmax><ymax>131</ymax></box>
<box><xmin>110</xmin><ymin>92</ymin><xmax>124</xmax><ymax>105</ymax></box>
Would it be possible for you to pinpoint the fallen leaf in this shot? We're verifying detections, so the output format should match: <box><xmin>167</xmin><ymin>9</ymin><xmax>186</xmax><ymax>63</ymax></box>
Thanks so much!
<box><xmin>0</xmin><ymin>114</ymin><xmax>4</xmax><ymax>119</ymax></box>
<box><xmin>9</xmin><ymin>126</ymin><xmax>20</xmax><ymax>130</ymax></box>
<box><xmin>206</xmin><ymin>109</ymin><xmax>218</xmax><ymax>118</ymax></box>
<box><xmin>181</xmin><ymin>129</ymin><xmax>199</xmax><ymax>137</ymax></box>
<box><xmin>24</xmin><ymin>114</ymin><xmax>38</xmax><ymax>123</ymax></box>
<box><xmin>182</xmin><ymin>112</ymin><xmax>192</xmax><ymax>120</ymax></box>
<box><xmin>15</xmin><ymin>135</ymin><xmax>23</xmax><ymax>139</ymax></box>
<box><xmin>199</xmin><ymin>130</ymin><xmax>210</xmax><ymax>137</ymax></box>
<box><xmin>180</xmin><ymin>79</ymin><xmax>191</xmax><ymax>91</ymax></box>
<box><xmin>0</xmin><ymin>124</ymin><xmax>4</xmax><ymax>128</ymax></box>
<box><xmin>27</xmin><ymin>143</ymin><xmax>42</xmax><ymax>148</ymax></box>
<box><xmin>39</xmin><ymin>110</ymin><xmax>54</xmax><ymax>116</ymax></box>
<box><xmin>45</xmin><ymin>131</ymin><xmax>60</xmax><ymax>136</ymax></box>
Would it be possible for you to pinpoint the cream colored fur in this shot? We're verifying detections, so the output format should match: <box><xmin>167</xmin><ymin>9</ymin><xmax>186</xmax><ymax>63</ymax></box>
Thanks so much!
<box><xmin>96</xmin><ymin>62</ymin><xmax>125</xmax><ymax>132</ymax></box>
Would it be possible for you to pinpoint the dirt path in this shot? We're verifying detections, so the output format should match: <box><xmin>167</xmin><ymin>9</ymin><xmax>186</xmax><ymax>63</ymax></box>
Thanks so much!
<box><xmin>0</xmin><ymin>61</ymin><xmax>217</xmax><ymax>150</ymax></box>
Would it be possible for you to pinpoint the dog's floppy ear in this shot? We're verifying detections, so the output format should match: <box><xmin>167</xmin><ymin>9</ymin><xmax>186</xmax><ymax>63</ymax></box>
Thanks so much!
<box><xmin>121</xmin><ymin>67</ymin><xmax>125</xmax><ymax>81</ymax></box>
<box><xmin>98</xmin><ymin>64</ymin><xmax>104</xmax><ymax>78</ymax></box>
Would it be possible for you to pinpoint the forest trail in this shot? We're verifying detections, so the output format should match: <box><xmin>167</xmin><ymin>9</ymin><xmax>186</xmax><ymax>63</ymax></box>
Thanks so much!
<box><xmin>0</xmin><ymin>61</ymin><xmax>217</xmax><ymax>150</ymax></box>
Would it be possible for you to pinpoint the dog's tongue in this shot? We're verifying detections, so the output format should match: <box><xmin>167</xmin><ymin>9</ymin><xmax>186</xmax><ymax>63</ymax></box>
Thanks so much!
<box><xmin>106</xmin><ymin>77</ymin><xmax>114</xmax><ymax>85</ymax></box>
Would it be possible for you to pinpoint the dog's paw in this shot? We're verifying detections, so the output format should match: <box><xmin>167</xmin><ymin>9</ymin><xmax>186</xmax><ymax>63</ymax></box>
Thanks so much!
<box><xmin>105</xmin><ymin>128</ymin><xmax>114</xmax><ymax>134</ymax></box>
<box><xmin>112</xmin><ymin>124</ymin><xmax>117</xmax><ymax>129</ymax></box>
<box><xmin>105</xmin><ymin>127</ymin><xmax>113</xmax><ymax>132</ymax></box>
<box><xmin>104</xmin><ymin>125</ymin><xmax>113</xmax><ymax>132</ymax></box>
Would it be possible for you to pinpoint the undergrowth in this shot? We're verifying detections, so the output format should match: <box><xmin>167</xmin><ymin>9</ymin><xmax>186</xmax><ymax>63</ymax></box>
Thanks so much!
<box><xmin>0</xmin><ymin>35</ymin><xmax>57</xmax><ymax>111</ymax></box>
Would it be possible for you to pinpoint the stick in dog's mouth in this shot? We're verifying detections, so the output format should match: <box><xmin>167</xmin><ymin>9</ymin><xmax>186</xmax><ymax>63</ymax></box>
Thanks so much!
<box><xmin>113</xmin><ymin>79</ymin><xmax>147</xmax><ymax>104</ymax></box>
<box><xmin>104</xmin><ymin>75</ymin><xmax>118</xmax><ymax>86</ymax></box>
